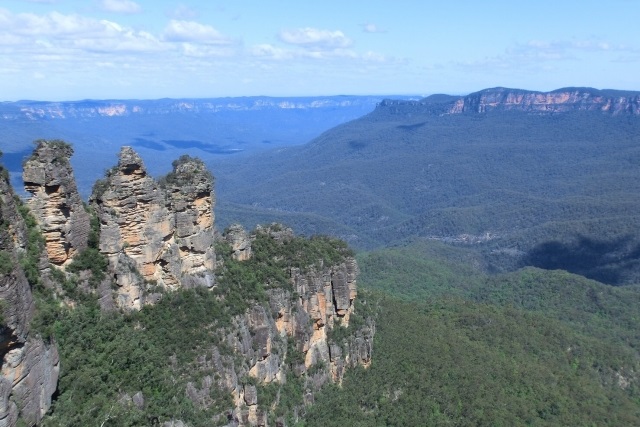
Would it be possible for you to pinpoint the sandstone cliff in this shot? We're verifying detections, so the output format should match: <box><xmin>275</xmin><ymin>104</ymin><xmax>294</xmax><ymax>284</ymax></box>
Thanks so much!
<box><xmin>378</xmin><ymin>87</ymin><xmax>640</xmax><ymax>116</ymax></box>
<box><xmin>22</xmin><ymin>140</ymin><xmax>90</xmax><ymax>267</ymax></box>
<box><xmin>91</xmin><ymin>147</ymin><xmax>215</xmax><ymax>309</ymax></box>
<box><xmin>0</xmin><ymin>171</ymin><xmax>59</xmax><ymax>427</ymax></box>
<box><xmin>200</xmin><ymin>225</ymin><xmax>374</xmax><ymax>425</ymax></box>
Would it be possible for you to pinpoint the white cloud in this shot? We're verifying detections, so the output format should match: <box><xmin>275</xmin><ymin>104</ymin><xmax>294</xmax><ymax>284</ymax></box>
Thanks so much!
<box><xmin>249</xmin><ymin>42</ymin><xmax>388</xmax><ymax>63</ymax></box>
<box><xmin>363</xmin><ymin>23</ymin><xmax>385</xmax><ymax>33</ymax></box>
<box><xmin>510</xmin><ymin>39</ymin><xmax>633</xmax><ymax>59</ymax></box>
<box><xmin>99</xmin><ymin>0</ymin><xmax>142</xmax><ymax>15</ymax></box>
<box><xmin>163</xmin><ymin>20</ymin><xmax>234</xmax><ymax>45</ymax></box>
<box><xmin>179</xmin><ymin>42</ymin><xmax>236</xmax><ymax>58</ymax></box>
<box><xmin>0</xmin><ymin>9</ymin><xmax>164</xmax><ymax>56</ymax></box>
<box><xmin>0</xmin><ymin>8</ymin><xmax>401</xmax><ymax>100</ymax></box>
<box><xmin>250</xmin><ymin>43</ymin><xmax>292</xmax><ymax>60</ymax></box>
<box><xmin>278</xmin><ymin>27</ymin><xmax>352</xmax><ymax>49</ymax></box>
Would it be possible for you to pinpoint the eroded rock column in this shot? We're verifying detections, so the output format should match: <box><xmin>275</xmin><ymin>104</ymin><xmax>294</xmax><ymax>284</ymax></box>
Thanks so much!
<box><xmin>91</xmin><ymin>148</ymin><xmax>217</xmax><ymax>309</ymax></box>
<box><xmin>22</xmin><ymin>140</ymin><xmax>90</xmax><ymax>266</ymax></box>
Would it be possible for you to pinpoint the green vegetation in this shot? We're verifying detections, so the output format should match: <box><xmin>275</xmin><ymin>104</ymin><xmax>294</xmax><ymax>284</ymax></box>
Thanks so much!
<box><xmin>28</xmin><ymin>139</ymin><xmax>74</xmax><ymax>167</ymax></box>
<box><xmin>16</xmin><ymin>200</ymin><xmax>44</xmax><ymax>288</ymax></box>
<box><xmin>212</xmin><ymin>109</ymin><xmax>640</xmax><ymax>283</ymax></box>
<box><xmin>43</xmin><ymin>226</ymin><xmax>354</xmax><ymax>426</ymax></box>
<box><xmin>44</xmin><ymin>297</ymin><xmax>231</xmax><ymax>427</ymax></box>
<box><xmin>65</xmin><ymin>204</ymin><xmax>108</xmax><ymax>287</ymax></box>
<box><xmin>299</xmin><ymin>239</ymin><xmax>640</xmax><ymax>426</ymax></box>
<box><xmin>0</xmin><ymin>150</ymin><xmax>9</xmax><ymax>183</ymax></box>
<box><xmin>304</xmin><ymin>294</ymin><xmax>640</xmax><ymax>426</ymax></box>
<box><xmin>0</xmin><ymin>250</ymin><xmax>12</xmax><ymax>275</ymax></box>
<box><xmin>158</xmin><ymin>154</ymin><xmax>214</xmax><ymax>188</ymax></box>
<box><xmin>214</xmin><ymin>229</ymin><xmax>353</xmax><ymax>316</ymax></box>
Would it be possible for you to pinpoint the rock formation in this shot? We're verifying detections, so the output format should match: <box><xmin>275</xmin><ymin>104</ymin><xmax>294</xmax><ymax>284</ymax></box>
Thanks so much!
<box><xmin>2</xmin><ymin>144</ymin><xmax>373</xmax><ymax>426</ymax></box>
<box><xmin>378</xmin><ymin>87</ymin><xmax>640</xmax><ymax>116</ymax></box>
<box><xmin>91</xmin><ymin>148</ymin><xmax>215</xmax><ymax>309</ymax></box>
<box><xmin>224</xmin><ymin>224</ymin><xmax>252</xmax><ymax>261</ymax></box>
<box><xmin>201</xmin><ymin>225</ymin><xmax>374</xmax><ymax>424</ymax></box>
<box><xmin>165</xmin><ymin>155</ymin><xmax>216</xmax><ymax>278</ymax></box>
<box><xmin>0</xmin><ymin>170</ymin><xmax>59</xmax><ymax>427</ymax></box>
<box><xmin>22</xmin><ymin>140</ymin><xmax>90</xmax><ymax>266</ymax></box>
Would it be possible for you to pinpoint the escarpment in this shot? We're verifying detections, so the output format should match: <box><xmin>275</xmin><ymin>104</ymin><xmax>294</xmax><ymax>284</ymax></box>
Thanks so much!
<box><xmin>22</xmin><ymin>140</ymin><xmax>90</xmax><ymax>266</ymax></box>
<box><xmin>190</xmin><ymin>224</ymin><xmax>374</xmax><ymax>425</ymax></box>
<box><xmin>378</xmin><ymin>87</ymin><xmax>640</xmax><ymax>116</ymax></box>
<box><xmin>91</xmin><ymin>147</ymin><xmax>216</xmax><ymax>309</ymax></box>
<box><xmin>0</xmin><ymin>171</ymin><xmax>59</xmax><ymax>427</ymax></box>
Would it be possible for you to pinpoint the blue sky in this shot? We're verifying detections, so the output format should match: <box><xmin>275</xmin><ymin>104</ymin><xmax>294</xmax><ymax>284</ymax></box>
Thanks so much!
<box><xmin>1</xmin><ymin>0</ymin><xmax>639</xmax><ymax>101</ymax></box>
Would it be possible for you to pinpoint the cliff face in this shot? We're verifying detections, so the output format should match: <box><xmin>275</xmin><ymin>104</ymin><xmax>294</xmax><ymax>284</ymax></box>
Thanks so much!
<box><xmin>22</xmin><ymin>140</ymin><xmax>90</xmax><ymax>267</ymax></box>
<box><xmin>165</xmin><ymin>156</ymin><xmax>216</xmax><ymax>278</ymax></box>
<box><xmin>378</xmin><ymin>87</ymin><xmax>640</xmax><ymax>116</ymax></box>
<box><xmin>3</xmin><ymin>97</ymin><xmax>385</xmax><ymax>120</ymax></box>
<box><xmin>0</xmin><ymin>174</ymin><xmax>59</xmax><ymax>427</ymax></box>
<box><xmin>91</xmin><ymin>147</ymin><xmax>215</xmax><ymax>309</ymax></box>
<box><xmin>191</xmin><ymin>225</ymin><xmax>374</xmax><ymax>425</ymax></box>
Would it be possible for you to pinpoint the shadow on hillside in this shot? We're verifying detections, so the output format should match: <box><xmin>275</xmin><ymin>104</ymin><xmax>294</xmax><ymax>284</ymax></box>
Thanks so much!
<box><xmin>523</xmin><ymin>235</ymin><xmax>640</xmax><ymax>286</ymax></box>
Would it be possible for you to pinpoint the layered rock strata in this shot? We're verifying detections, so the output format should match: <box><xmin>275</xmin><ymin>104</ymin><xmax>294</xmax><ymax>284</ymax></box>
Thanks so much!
<box><xmin>192</xmin><ymin>225</ymin><xmax>374</xmax><ymax>425</ymax></box>
<box><xmin>0</xmin><ymin>174</ymin><xmax>59</xmax><ymax>427</ymax></box>
<box><xmin>91</xmin><ymin>148</ymin><xmax>215</xmax><ymax>309</ymax></box>
<box><xmin>22</xmin><ymin>140</ymin><xmax>90</xmax><ymax>266</ymax></box>
<box><xmin>379</xmin><ymin>87</ymin><xmax>640</xmax><ymax>116</ymax></box>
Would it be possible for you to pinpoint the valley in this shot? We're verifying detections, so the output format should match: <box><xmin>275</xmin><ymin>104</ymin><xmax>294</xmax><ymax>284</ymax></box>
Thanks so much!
<box><xmin>1</xmin><ymin>87</ymin><xmax>640</xmax><ymax>426</ymax></box>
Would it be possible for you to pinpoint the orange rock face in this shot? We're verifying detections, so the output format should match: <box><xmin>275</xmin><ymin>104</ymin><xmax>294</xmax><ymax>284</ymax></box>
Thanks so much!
<box><xmin>91</xmin><ymin>147</ymin><xmax>216</xmax><ymax>309</ymax></box>
<box><xmin>22</xmin><ymin>140</ymin><xmax>90</xmax><ymax>267</ymax></box>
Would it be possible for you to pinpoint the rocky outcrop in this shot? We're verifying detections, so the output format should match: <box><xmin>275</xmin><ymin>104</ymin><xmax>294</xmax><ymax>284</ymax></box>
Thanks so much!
<box><xmin>452</xmin><ymin>87</ymin><xmax>640</xmax><ymax>115</ymax></box>
<box><xmin>22</xmin><ymin>140</ymin><xmax>90</xmax><ymax>266</ymax></box>
<box><xmin>197</xmin><ymin>225</ymin><xmax>374</xmax><ymax>425</ymax></box>
<box><xmin>378</xmin><ymin>87</ymin><xmax>640</xmax><ymax>116</ymax></box>
<box><xmin>91</xmin><ymin>148</ymin><xmax>215</xmax><ymax>309</ymax></box>
<box><xmin>3</xmin><ymin>142</ymin><xmax>374</xmax><ymax>425</ymax></box>
<box><xmin>225</xmin><ymin>224</ymin><xmax>252</xmax><ymax>261</ymax></box>
<box><xmin>165</xmin><ymin>156</ymin><xmax>216</xmax><ymax>278</ymax></box>
<box><xmin>0</xmin><ymin>173</ymin><xmax>59</xmax><ymax>427</ymax></box>
<box><xmin>282</xmin><ymin>257</ymin><xmax>372</xmax><ymax>378</ymax></box>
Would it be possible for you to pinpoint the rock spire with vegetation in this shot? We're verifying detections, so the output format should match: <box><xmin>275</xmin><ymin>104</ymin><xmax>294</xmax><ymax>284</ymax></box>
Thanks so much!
<box><xmin>90</xmin><ymin>147</ymin><xmax>216</xmax><ymax>309</ymax></box>
<box><xmin>22</xmin><ymin>140</ymin><xmax>90</xmax><ymax>267</ymax></box>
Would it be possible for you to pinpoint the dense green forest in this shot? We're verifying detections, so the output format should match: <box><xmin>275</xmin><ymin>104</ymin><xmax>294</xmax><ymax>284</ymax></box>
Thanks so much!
<box><xmin>211</xmin><ymin>110</ymin><xmax>640</xmax><ymax>284</ymax></box>
<box><xmin>298</xmin><ymin>240</ymin><xmax>640</xmax><ymax>426</ymax></box>
<box><xmin>26</xmin><ymin>227</ymin><xmax>640</xmax><ymax>426</ymax></box>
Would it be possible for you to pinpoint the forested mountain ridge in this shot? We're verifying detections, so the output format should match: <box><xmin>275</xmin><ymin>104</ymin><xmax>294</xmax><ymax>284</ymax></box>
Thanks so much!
<box><xmin>211</xmin><ymin>87</ymin><xmax>640</xmax><ymax>284</ymax></box>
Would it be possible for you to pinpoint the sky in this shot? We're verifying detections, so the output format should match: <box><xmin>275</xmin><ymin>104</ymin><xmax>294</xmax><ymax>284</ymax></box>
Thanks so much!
<box><xmin>1</xmin><ymin>0</ymin><xmax>639</xmax><ymax>101</ymax></box>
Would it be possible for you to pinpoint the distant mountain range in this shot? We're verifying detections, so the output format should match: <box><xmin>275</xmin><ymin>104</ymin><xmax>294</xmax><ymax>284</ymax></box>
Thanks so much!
<box><xmin>1</xmin><ymin>96</ymin><xmax>402</xmax><ymax>120</ymax></box>
<box><xmin>0</xmin><ymin>95</ymin><xmax>417</xmax><ymax>196</ymax></box>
